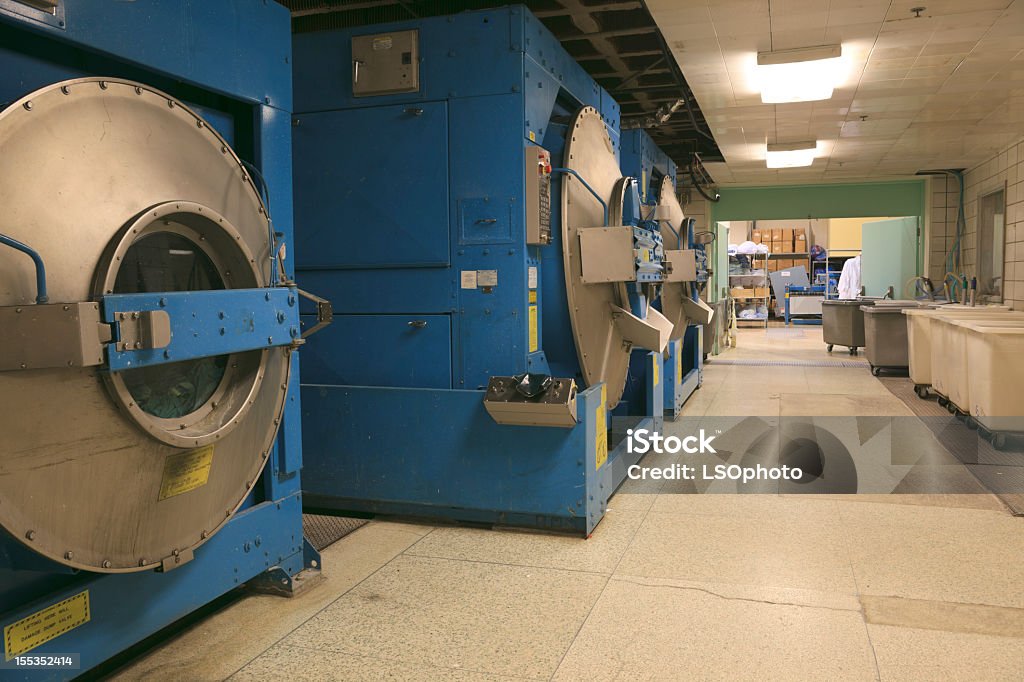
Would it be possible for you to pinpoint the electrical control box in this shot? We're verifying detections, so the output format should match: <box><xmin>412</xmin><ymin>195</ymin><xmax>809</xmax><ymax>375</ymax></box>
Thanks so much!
<box><xmin>352</xmin><ymin>29</ymin><xmax>420</xmax><ymax>96</ymax></box>
<box><xmin>525</xmin><ymin>146</ymin><xmax>552</xmax><ymax>245</ymax></box>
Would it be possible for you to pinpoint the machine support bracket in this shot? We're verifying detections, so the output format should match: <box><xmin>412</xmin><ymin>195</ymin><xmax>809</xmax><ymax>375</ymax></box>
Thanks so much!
<box><xmin>157</xmin><ymin>548</ymin><xmax>195</xmax><ymax>573</ymax></box>
<box><xmin>297</xmin><ymin>287</ymin><xmax>334</xmax><ymax>338</ymax></box>
<box><xmin>246</xmin><ymin>539</ymin><xmax>324</xmax><ymax>597</ymax></box>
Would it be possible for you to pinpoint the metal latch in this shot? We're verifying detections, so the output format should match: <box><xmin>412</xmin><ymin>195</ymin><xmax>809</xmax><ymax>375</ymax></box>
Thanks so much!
<box><xmin>113</xmin><ymin>310</ymin><xmax>171</xmax><ymax>352</ymax></box>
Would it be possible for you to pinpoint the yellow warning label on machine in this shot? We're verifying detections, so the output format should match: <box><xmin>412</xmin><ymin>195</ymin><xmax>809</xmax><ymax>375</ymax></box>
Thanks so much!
<box><xmin>528</xmin><ymin>305</ymin><xmax>538</xmax><ymax>353</ymax></box>
<box><xmin>653</xmin><ymin>356</ymin><xmax>659</xmax><ymax>387</ymax></box>
<box><xmin>595</xmin><ymin>384</ymin><xmax>608</xmax><ymax>470</ymax></box>
<box><xmin>159</xmin><ymin>445</ymin><xmax>215</xmax><ymax>501</ymax></box>
<box><xmin>528</xmin><ymin>290</ymin><xmax>537</xmax><ymax>304</ymax></box>
<box><xmin>4</xmin><ymin>591</ymin><xmax>90</xmax><ymax>660</ymax></box>
<box><xmin>678</xmin><ymin>348</ymin><xmax>684</xmax><ymax>384</ymax></box>
<box><xmin>529</xmin><ymin>130</ymin><xmax>536</xmax><ymax>142</ymax></box>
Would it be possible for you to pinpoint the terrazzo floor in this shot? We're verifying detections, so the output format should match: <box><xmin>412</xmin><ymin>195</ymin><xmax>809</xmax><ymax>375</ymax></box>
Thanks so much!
<box><xmin>111</xmin><ymin>327</ymin><xmax>1024</xmax><ymax>681</ymax></box>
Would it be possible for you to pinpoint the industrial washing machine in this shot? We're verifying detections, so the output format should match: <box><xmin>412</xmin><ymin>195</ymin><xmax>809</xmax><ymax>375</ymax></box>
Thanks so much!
<box><xmin>619</xmin><ymin>128</ymin><xmax>712</xmax><ymax>420</ymax></box>
<box><xmin>293</xmin><ymin>6</ymin><xmax>698</xmax><ymax>535</ymax></box>
<box><xmin>0</xmin><ymin>2</ymin><xmax>324</xmax><ymax>677</ymax></box>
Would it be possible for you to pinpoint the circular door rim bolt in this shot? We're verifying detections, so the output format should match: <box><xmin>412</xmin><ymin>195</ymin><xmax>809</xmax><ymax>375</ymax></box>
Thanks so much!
<box><xmin>94</xmin><ymin>200</ymin><xmax>269</xmax><ymax>448</ymax></box>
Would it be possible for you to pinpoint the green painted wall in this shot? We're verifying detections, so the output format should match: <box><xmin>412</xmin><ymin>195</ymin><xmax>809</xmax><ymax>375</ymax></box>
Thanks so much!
<box><xmin>709</xmin><ymin>180</ymin><xmax>926</xmax><ymax>222</ymax></box>
<box><xmin>709</xmin><ymin>180</ymin><xmax>927</xmax><ymax>293</ymax></box>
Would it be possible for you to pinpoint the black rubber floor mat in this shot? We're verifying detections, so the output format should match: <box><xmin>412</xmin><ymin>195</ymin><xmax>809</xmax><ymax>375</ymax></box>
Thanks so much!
<box><xmin>303</xmin><ymin>514</ymin><xmax>368</xmax><ymax>551</ymax></box>
<box><xmin>711</xmin><ymin>358</ymin><xmax>866</xmax><ymax>368</ymax></box>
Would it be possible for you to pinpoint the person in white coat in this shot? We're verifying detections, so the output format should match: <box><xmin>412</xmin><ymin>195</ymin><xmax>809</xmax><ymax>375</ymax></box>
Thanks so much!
<box><xmin>838</xmin><ymin>254</ymin><xmax>862</xmax><ymax>299</ymax></box>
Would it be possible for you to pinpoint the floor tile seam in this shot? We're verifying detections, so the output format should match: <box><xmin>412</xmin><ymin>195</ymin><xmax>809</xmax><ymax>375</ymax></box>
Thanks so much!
<box><xmin>222</xmin><ymin>526</ymin><xmax>439</xmax><ymax>680</ymax></box>
<box><xmin>395</xmin><ymin>551</ymin><xmax>616</xmax><ymax>578</ymax></box>
<box><xmin>605</xmin><ymin>574</ymin><xmax>862</xmax><ymax>613</ymax></box>
<box><xmin>830</xmin><ymin>496</ymin><xmax>1017</xmax><ymax>519</ymax></box>
<box><xmin>833</xmin><ymin>500</ymin><xmax>882</xmax><ymax>680</ymax></box>
<box><xmin>266</xmin><ymin>641</ymin><xmax>545</xmax><ymax>681</ymax></box>
<box><xmin>547</xmin><ymin>469</ymin><xmax>660</xmax><ymax>681</ymax></box>
<box><xmin>638</xmin><ymin>507</ymin><xmax>851</xmax><ymax>526</ymax></box>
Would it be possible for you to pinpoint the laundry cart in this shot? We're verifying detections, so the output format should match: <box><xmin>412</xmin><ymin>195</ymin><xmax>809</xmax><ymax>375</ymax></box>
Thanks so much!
<box><xmin>961</xmin><ymin>322</ymin><xmax>1024</xmax><ymax>449</ymax></box>
<box><xmin>822</xmin><ymin>299</ymin><xmax>874</xmax><ymax>354</ymax></box>
<box><xmin>941</xmin><ymin>317</ymin><xmax>1024</xmax><ymax>416</ymax></box>
<box><xmin>907</xmin><ymin>307</ymin><xmax>1023</xmax><ymax>399</ymax></box>
<box><xmin>861</xmin><ymin>302</ymin><xmax>920</xmax><ymax>375</ymax></box>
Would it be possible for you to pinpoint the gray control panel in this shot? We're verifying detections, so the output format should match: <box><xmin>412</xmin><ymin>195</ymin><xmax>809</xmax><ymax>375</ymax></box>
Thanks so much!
<box><xmin>351</xmin><ymin>30</ymin><xmax>420</xmax><ymax>97</ymax></box>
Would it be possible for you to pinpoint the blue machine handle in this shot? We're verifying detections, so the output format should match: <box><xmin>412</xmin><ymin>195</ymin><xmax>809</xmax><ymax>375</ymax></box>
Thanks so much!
<box><xmin>550</xmin><ymin>168</ymin><xmax>609</xmax><ymax>226</ymax></box>
<box><xmin>102</xmin><ymin>287</ymin><xmax>301</xmax><ymax>371</ymax></box>
<box><xmin>0</xmin><ymin>232</ymin><xmax>48</xmax><ymax>303</ymax></box>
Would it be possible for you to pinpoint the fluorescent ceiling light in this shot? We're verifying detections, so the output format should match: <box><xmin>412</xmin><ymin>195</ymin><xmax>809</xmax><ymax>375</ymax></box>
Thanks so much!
<box><xmin>766</xmin><ymin>141</ymin><xmax>817</xmax><ymax>169</ymax></box>
<box><xmin>757</xmin><ymin>45</ymin><xmax>842</xmax><ymax>103</ymax></box>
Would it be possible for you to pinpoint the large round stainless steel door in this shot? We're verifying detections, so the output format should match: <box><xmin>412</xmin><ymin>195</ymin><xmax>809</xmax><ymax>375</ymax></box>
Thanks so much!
<box><xmin>0</xmin><ymin>79</ymin><xmax>290</xmax><ymax>573</ymax></box>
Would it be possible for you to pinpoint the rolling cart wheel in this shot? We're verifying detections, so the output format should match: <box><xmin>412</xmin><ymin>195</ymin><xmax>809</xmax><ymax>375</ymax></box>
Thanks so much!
<box><xmin>871</xmin><ymin>366</ymin><xmax>880</xmax><ymax>377</ymax></box>
<box><xmin>849</xmin><ymin>347</ymin><xmax>858</xmax><ymax>356</ymax></box>
<box><xmin>826</xmin><ymin>344</ymin><xmax>834</xmax><ymax>353</ymax></box>
<box><xmin>937</xmin><ymin>396</ymin><xmax>949</xmax><ymax>408</ymax></box>
<box><xmin>991</xmin><ymin>433</ymin><xmax>1007</xmax><ymax>451</ymax></box>
<box><xmin>946</xmin><ymin>401</ymin><xmax>957</xmax><ymax>415</ymax></box>
<box><xmin>914</xmin><ymin>385</ymin><xmax>929</xmax><ymax>400</ymax></box>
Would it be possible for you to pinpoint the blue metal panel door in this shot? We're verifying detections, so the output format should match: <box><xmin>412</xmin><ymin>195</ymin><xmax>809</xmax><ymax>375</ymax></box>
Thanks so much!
<box><xmin>302</xmin><ymin>314</ymin><xmax>452</xmax><ymax>389</ymax></box>
<box><xmin>293</xmin><ymin>101</ymin><xmax>450</xmax><ymax>269</ymax></box>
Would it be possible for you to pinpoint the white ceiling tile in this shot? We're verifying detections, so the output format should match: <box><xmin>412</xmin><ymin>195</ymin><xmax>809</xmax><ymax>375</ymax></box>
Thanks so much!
<box><xmin>649</xmin><ymin>0</ymin><xmax>1019</xmax><ymax>185</ymax></box>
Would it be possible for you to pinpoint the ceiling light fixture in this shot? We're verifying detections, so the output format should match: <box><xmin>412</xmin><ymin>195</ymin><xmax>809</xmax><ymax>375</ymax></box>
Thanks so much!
<box><xmin>766</xmin><ymin>141</ymin><xmax>818</xmax><ymax>168</ymax></box>
<box><xmin>757</xmin><ymin>44</ymin><xmax>842</xmax><ymax>103</ymax></box>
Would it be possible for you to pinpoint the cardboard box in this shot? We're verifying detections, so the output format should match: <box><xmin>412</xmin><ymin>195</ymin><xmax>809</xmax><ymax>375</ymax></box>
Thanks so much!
<box><xmin>794</xmin><ymin>229</ymin><xmax>808</xmax><ymax>252</ymax></box>
<box><xmin>752</xmin><ymin>229</ymin><xmax>763</xmax><ymax>243</ymax></box>
<box><xmin>771</xmin><ymin>239</ymin><xmax>785</xmax><ymax>254</ymax></box>
<box><xmin>771</xmin><ymin>228</ymin><xmax>783</xmax><ymax>240</ymax></box>
<box><xmin>730</xmin><ymin>287</ymin><xmax>770</xmax><ymax>299</ymax></box>
<box><xmin>782</xmin><ymin>228</ymin><xmax>794</xmax><ymax>249</ymax></box>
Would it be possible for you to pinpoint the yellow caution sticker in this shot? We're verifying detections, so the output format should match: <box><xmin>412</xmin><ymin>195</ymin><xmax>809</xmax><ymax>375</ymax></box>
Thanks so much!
<box><xmin>641</xmin><ymin>170</ymin><xmax>647</xmax><ymax>202</ymax></box>
<box><xmin>528</xmin><ymin>290</ymin><xmax>537</xmax><ymax>304</ymax></box>
<box><xmin>159</xmin><ymin>445</ymin><xmax>215</xmax><ymax>501</ymax></box>
<box><xmin>529</xmin><ymin>130</ymin><xmax>536</xmax><ymax>142</ymax></box>
<box><xmin>653</xmin><ymin>356</ymin><xmax>659</xmax><ymax>387</ymax></box>
<box><xmin>677</xmin><ymin>347</ymin><xmax>683</xmax><ymax>384</ymax></box>
<box><xmin>4</xmin><ymin>591</ymin><xmax>90</xmax><ymax>660</ymax></box>
<box><xmin>528</xmin><ymin>305</ymin><xmax>538</xmax><ymax>353</ymax></box>
<box><xmin>595</xmin><ymin>384</ymin><xmax>608</xmax><ymax>470</ymax></box>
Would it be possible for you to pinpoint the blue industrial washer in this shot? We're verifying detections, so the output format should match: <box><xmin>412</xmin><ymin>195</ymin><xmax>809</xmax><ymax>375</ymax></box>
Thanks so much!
<box><xmin>0</xmin><ymin>2</ymin><xmax>322</xmax><ymax>678</ymax></box>
<box><xmin>620</xmin><ymin>128</ymin><xmax>712</xmax><ymax>420</ymax></box>
<box><xmin>293</xmin><ymin>6</ymin><xmax>688</xmax><ymax>535</ymax></box>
